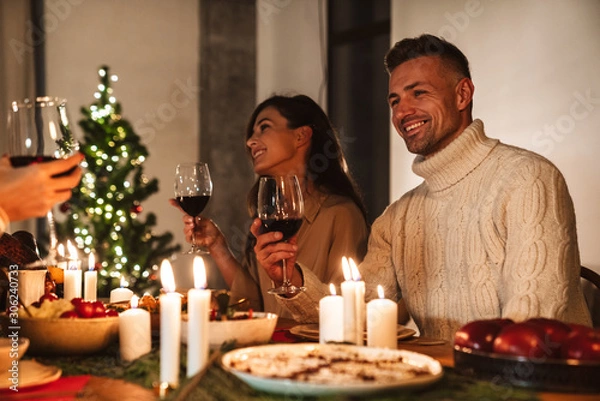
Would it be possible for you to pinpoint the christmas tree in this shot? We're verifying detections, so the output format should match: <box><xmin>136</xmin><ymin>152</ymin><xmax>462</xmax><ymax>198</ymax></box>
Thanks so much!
<box><xmin>57</xmin><ymin>65</ymin><xmax>180</xmax><ymax>296</ymax></box>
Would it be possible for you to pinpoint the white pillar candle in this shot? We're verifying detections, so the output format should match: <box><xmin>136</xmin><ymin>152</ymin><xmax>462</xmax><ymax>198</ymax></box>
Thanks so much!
<box><xmin>63</xmin><ymin>241</ymin><xmax>82</xmax><ymax>300</ymax></box>
<box><xmin>110</xmin><ymin>276</ymin><xmax>134</xmax><ymax>304</ymax></box>
<box><xmin>349</xmin><ymin>258</ymin><xmax>365</xmax><ymax>346</ymax></box>
<box><xmin>367</xmin><ymin>285</ymin><xmax>398</xmax><ymax>349</ymax></box>
<box><xmin>160</xmin><ymin>259</ymin><xmax>181</xmax><ymax>388</ymax></box>
<box><xmin>119</xmin><ymin>295</ymin><xmax>151</xmax><ymax>361</ymax></box>
<box><xmin>187</xmin><ymin>256</ymin><xmax>210</xmax><ymax>377</ymax></box>
<box><xmin>319</xmin><ymin>283</ymin><xmax>344</xmax><ymax>344</ymax></box>
<box><xmin>84</xmin><ymin>253</ymin><xmax>97</xmax><ymax>302</ymax></box>
<box><xmin>341</xmin><ymin>257</ymin><xmax>358</xmax><ymax>344</ymax></box>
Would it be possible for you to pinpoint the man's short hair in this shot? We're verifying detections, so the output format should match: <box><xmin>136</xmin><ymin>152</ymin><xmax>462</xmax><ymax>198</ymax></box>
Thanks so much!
<box><xmin>384</xmin><ymin>34</ymin><xmax>471</xmax><ymax>79</ymax></box>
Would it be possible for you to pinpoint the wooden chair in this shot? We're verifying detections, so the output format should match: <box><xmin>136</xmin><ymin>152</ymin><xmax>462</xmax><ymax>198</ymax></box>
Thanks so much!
<box><xmin>581</xmin><ymin>266</ymin><xmax>600</xmax><ymax>328</ymax></box>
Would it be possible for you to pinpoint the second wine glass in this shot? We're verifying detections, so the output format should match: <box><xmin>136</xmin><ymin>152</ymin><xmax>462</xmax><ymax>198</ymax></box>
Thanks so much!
<box><xmin>6</xmin><ymin>96</ymin><xmax>79</xmax><ymax>263</ymax></box>
<box><xmin>257</xmin><ymin>175</ymin><xmax>305</xmax><ymax>295</ymax></box>
<box><xmin>174</xmin><ymin>162</ymin><xmax>213</xmax><ymax>254</ymax></box>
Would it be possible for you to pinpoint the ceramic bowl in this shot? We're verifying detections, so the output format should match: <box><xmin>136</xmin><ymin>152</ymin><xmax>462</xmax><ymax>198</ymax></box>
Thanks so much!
<box><xmin>181</xmin><ymin>312</ymin><xmax>278</xmax><ymax>349</ymax></box>
<box><xmin>0</xmin><ymin>313</ymin><xmax>118</xmax><ymax>356</ymax></box>
<box><xmin>0</xmin><ymin>337</ymin><xmax>30</xmax><ymax>372</ymax></box>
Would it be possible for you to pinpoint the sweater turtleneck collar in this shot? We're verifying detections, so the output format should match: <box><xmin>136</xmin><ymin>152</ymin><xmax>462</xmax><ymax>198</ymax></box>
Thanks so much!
<box><xmin>411</xmin><ymin>119</ymin><xmax>499</xmax><ymax>192</ymax></box>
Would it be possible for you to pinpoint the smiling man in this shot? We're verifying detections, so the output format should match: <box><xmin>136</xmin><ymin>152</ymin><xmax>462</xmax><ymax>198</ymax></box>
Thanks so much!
<box><xmin>278</xmin><ymin>34</ymin><xmax>592</xmax><ymax>342</ymax></box>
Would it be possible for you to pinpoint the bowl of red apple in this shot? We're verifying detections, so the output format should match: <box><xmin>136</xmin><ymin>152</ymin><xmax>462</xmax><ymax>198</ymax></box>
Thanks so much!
<box><xmin>453</xmin><ymin>317</ymin><xmax>600</xmax><ymax>393</ymax></box>
<box><xmin>0</xmin><ymin>293</ymin><xmax>119</xmax><ymax>356</ymax></box>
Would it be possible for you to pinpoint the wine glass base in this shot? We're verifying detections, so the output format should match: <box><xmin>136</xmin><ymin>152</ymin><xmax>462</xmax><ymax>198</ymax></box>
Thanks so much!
<box><xmin>267</xmin><ymin>285</ymin><xmax>306</xmax><ymax>295</ymax></box>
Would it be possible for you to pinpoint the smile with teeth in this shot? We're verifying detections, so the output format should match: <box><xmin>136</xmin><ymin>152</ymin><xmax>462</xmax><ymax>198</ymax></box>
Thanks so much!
<box><xmin>253</xmin><ymin>149</ymin><xmax>265</xmax><ymax>159</ymax></box>
<box><xmin>405</xmin><ymin>121</ymin><xmax>425</xmax><ymax>132</ymax></box>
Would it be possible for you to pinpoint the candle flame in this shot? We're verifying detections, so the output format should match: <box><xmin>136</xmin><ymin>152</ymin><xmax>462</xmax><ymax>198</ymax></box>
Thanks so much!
<box><xmin>193</xmin><ymin>256</ymin><xmax>207</xmax><ymax>289</ymax></box>
<box><xmin>88</xmin><ymin>253</ymin><xmax>95</xmax><ymax>271</ymax></box>
<box><xmin>341</xmin><ymin>256</ymin><xmax>351</xmax><ymax>281</ymax></box>
<box><xmin>130</xmin><ymin>295</ymin><xmax>139</xmax><ymax>309</ymax></box>
<box><xmin>57</xmin><ymin>243</ymin><xmax>65</xmax><ymax>258</ymax></box>
<box><xmin>120</xmin><ymin>275</ymin><xmax>127</xmax><ymax>288</ymax></box>
<box><xmin>377</xmin><ymin>285</ymin><xmax>385</xmax><ymax>299</ymax></box>
<box><xmin>67</xmin><ymin>240</ymin><xmax>78</xmax><ymax>260</ymax></box>
<box><xmin>329</xmin><ymin>283</ymin><xmax>336</xmax><ymax>296</ymax></box>
<box><xmin>349</xmin><ymin>258</ymin><xmax>361</xmax><ymax>281</ymax></box>
<box><xmin>160</xmin><ymin>259</ymin><xmax>176</xmax><ymax>293</ymax></box>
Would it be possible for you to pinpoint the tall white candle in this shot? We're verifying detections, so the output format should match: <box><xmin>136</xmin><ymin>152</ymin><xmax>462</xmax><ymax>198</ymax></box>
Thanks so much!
<box><xmin>319</xmin><ymin>283</ymin><xmax>344</xmax><ymax>344</ymax></box>
<box><xmin>341</xmin><ymin>257</ymin><xmax>358</xmax><ymax>344</ymax></box>
<box><xmin>119</xmin><ymin>295</ymin><xmax>151</xmax><ymax>361</ymax></box>
<box><xmin>349</xmin><ymin>258</ymin><xmax>365</xmax><ymax>346</ymax></box>
<box><xmin>160</xmin><ymin>259</ymin><xmax>181</xmax><ymax>388</ymax></box>
<box><xmin>84</xmin><ymin>252</ymin><xmax>97</xmax><ymax>301</ymax></box>
<box><xmin>367</xmin><ymin>285</ymin><xmax>398</xmax><ymax>349</ymax></box>
<box><xmin>187</xmin><ymin>256</ymin><xmax>210</xmax><ymax>377</ymax></box>
<box><xmin>110</xmin><ymin>276</ymin><xmax>134</xmax><ymax>303</ymax></box>
<box><xmin>63</xmin><ymin>241</ymin><xmax>82</xmax><ymax>300</ymax></box>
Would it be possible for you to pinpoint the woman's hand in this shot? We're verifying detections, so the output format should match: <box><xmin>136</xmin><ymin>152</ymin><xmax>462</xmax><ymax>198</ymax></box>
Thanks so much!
<box><xmin>169</xmin><ymin>198</ymin><xmax>226</xmax><ymax>253</ymax></box>
<box><xmin>249</xmin><ymin>218</ymin><xmax>299</xmax><ymax>286</ymax></box>
<box><xmin>0</xmin><ymin>153</ymin><xmax>83</xmax><ymax>222</ymax></box>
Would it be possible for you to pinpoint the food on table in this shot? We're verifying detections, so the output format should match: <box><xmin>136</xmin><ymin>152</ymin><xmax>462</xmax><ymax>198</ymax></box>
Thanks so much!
<box><xmin>226</xmin><ymin>344</ymin><xmax>437</xmax><ymax>384</ymax></box>
<box><xmin>19</xmin><ymin>294</ymin><xmax>116</xmax><ymax>319</ymax></box>
<box><xmin>454</xmin><ymin>317</ymin><xmax>600</xmax><ymax>361</ymax></box>
<box><xmin>454</xmin><ymin>318</ymin><xmax>513</xmax><ymax>352</ymax></box>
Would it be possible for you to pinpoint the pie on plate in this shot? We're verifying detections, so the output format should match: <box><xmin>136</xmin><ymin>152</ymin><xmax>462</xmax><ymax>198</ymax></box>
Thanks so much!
<box><xmin>221</xmin><ymin>343</ymin><xmax>443</xmax><ymax>396</ymax></box>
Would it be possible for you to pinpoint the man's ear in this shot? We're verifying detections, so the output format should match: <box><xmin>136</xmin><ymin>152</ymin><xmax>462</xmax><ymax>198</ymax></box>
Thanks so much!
<box><xmin>455</xmin><ymin>77</ymin><xmax>474</xmax><ymax>112</ymax></box>
<box><xmin>296</xmin><ymin>126</ymin><xmax>313</xmax><ymax>147</ymax></box>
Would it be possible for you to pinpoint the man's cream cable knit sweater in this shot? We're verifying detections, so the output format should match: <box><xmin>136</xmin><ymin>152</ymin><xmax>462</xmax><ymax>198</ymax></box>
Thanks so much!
<box><xmin>279</xmin><ymin>119</ymin><xmax>591</xmax><ymax>342</ymax></box>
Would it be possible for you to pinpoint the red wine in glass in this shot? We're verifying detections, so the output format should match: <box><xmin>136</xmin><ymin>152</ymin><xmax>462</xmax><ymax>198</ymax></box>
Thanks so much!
<box><xmin>9</xmin><ymin>155</ymin><xmax>77</xmax><ymax>177</ymax></box>
<box><xmin>176</xmin><ymin>195</ymin><xmax>211</xmax><ymax>218</ymax></box>
<box><xmin>174</xmin><ymin>163</ymin><xmax>213</xmax><ymax>254</ymax></box>
<box><xmin>257</xmin><ymin>175</ymin><xmax>305</xmax><ymax>295</ymax></box>
<box><xmin>260</xmin><ymin>218</ymin><xmax>303</xmax><ymax>241</ymax></box>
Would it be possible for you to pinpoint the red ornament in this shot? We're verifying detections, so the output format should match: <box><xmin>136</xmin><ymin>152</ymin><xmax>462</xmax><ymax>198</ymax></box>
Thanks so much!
<box><xmin>131</xmin><ymin>203</ymin><xmax>143</xmax><ymax>214</ymax></box>
<box><xmin>59</xmin><ymin>202</ymin><xmax>71</xmax><ymax>213</ymax></box>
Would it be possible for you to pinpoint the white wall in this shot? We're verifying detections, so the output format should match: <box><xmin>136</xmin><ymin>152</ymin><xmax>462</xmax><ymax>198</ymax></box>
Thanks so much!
<box><xmin>45</xmin><ymin>0</ymin><xmax>199</xmax><ymax>251</ymax></box>
<box><xmin>391</xmin><ymin>0</ymin><xmax>600</xmax><ymax>272</ymax></box>
<box><xmin>256</xmin><ymin>0</ymin><xmax>327</xmax><ymax>107</ymax></box>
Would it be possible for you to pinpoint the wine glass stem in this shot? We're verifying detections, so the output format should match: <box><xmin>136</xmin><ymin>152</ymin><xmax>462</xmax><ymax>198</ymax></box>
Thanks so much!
<box><xmin>281</xmin><ymin>259</ymin><xmax>289</xmax><ymax>287</ymax></box>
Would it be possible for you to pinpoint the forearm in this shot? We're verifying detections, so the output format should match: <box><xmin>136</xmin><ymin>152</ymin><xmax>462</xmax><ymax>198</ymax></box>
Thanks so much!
<box><xmin>208</xmin><ymin>239</ymin><xmax>242</xmax><ymax>288</ymax></box>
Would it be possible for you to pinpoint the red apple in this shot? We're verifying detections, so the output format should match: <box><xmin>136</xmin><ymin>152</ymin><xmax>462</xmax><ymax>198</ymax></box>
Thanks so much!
<box><xmin>39</xmin><ymin>292</ymin><xmax>59</xmax><ymax>303</ymax></box>
<box><xmin>60</xmin><ymin>310</ymin><xmax>79</xmax><ymax>319</ymax></box>
<box><xmin>567</xmin><ymin>323</ymin><xmax>594</xmax><ymax>336</ymax></box>
<box><xmin>74</xmin><ymin>300</ymin><xmax>95</xmax><ymax>318</ymax></box>
<box><xmin>525</xmin><ymin>318</ymin><xmax>571</xmax><ymax>358</ymax></box>
<box><xmin>561</xmin><ymin>329</ymin><xmax>600</xmax><ymax>361</ymax></box>
<box><xmin>105</xmin><ymin>309</ymin><xmax>118</xmax><ymax>317</ymax></box>
<box><xmin>91</xmin><ymin>301</ymin><xmax>106</xmax><ymax>318</ymax></box>
<box><xmin>71</xmin><ymin>297</ymin><xmax>84</xmax><ymax>307</ymax></box>
<box><xmin>493</xmin><ymin>322</ymin><xmax>552</xmax><ymax>359</ymax></box>
<box><xmin>455</xmin><ymin>319</ymin><xmax>510</xmax><ymax>352</ymax></box>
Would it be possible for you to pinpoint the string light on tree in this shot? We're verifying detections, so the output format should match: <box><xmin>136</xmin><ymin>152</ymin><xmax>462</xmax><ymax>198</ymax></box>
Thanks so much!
<box><xmin>56</xmin><ymin>65</ymin><xmax>180</xmax><ymax>296</ymax></box>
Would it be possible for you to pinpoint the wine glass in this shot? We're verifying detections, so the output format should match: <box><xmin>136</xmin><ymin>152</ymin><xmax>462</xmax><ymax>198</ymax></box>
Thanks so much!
<box><xmin>257</xmin><ymin>175</ymin><xmax>305</xmax><ymax>295</ymax></box>
<box><xmin>5</xmin><ymin>97</ymin><xmax>79</xmax><ymax>263</ymax></box>
<box><xmin>174</xmin><ymin>162</ymin><xmax>213</xmax><ymax>254</ymax></box>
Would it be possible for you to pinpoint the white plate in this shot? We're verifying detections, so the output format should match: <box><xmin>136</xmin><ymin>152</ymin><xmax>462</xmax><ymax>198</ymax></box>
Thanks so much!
<box><xmin>289</xmin><ymin>324</ymin><xmax>416</xmax><ymax>342</ymax></box>
<box><xmin>0</xmin><ymin>360</ymin><xmax>62</xmax><ymax>390</ymax></box>
<box><xmin>221</xmin><ymin>343</ymin><xmax>443</xmax><ymax>396</ymax></box>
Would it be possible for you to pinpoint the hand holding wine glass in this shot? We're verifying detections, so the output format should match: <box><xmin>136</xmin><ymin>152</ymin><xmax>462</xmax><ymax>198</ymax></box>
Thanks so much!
<box><xmin>4</xmin><ymin>97</ymin><xmax>80</xmax><ymax>259</ymax></box>
<box><xmin>174</xmin><ymin>162</ymin><xmax>213</xmax><ymax>254</ymax></box>
<box><xmin>257</xmin><ymin>175</ymin><xmax>305</xmax><ymax>295</ymax></box>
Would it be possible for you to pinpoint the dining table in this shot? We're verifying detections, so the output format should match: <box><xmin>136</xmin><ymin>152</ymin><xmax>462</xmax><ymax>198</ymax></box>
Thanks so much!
<box><xmin>2</xmin><ymin>318</ymin><xmax>599</xmax><ymax>401</ymax></box>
